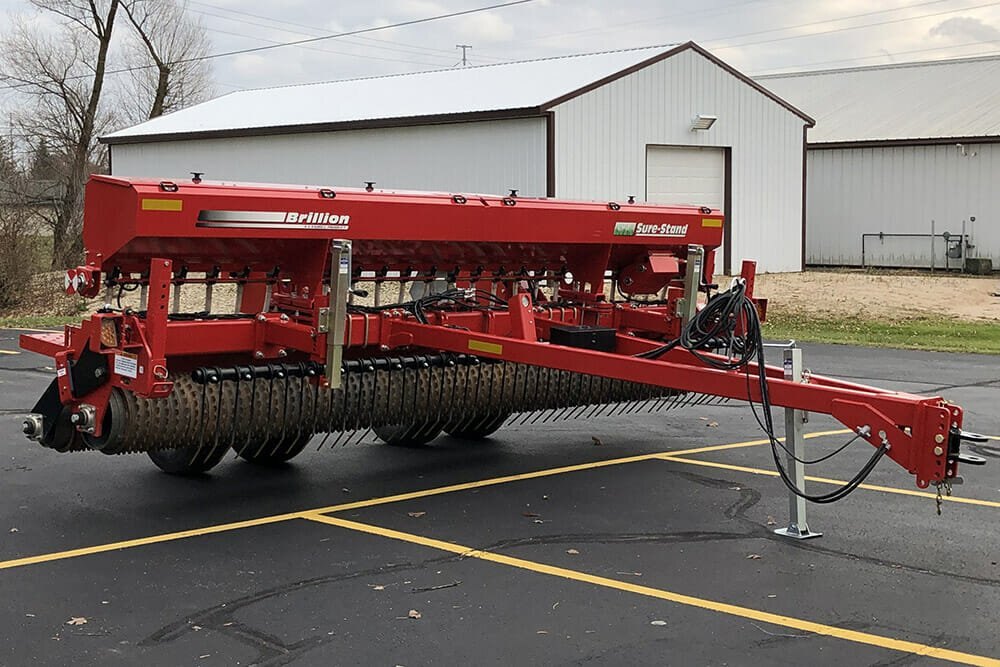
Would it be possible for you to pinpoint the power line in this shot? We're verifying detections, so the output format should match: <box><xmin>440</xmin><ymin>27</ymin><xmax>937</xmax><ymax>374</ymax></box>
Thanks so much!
<box><xmin>185</xmin><ymin>5</ymin><xmax>459</xmax><ymax>64</ymax></box>
<box><xmin>179</xmin><ymin>0</ymin><xmax>535</xmax><ymax>63</ymax></box>
<box><xmin>186</xmin><ymin>0</ymin><xmax>508</xmax><ymax>62</ymax></box>
<box><xmin>705</xmin><ymin>0</ymin><xmax>955</xmax><ymax>45</ymax></box>
<box><xmin>708</xmin><ymin>0</ymin><xmax>1000</xmax><ymax>50</ymax></box>
<box><xmin>753</xmin><ymin>39</ymin><xmax>1000</xmax><ymax>75</ymax></box>
<box><xmin>493</xmin><ymin>0</ymin><xmax>786</xmax><ymax>47</ymax></box>
<box><xmin>204</xmin><ymin>26</ymin><xmax>449</xmax><ymax>69</ymax></box>
<box><xmin>0</xmin><ymin>0</ymin><xmax>536</xmax><ymax>92</ymax></box>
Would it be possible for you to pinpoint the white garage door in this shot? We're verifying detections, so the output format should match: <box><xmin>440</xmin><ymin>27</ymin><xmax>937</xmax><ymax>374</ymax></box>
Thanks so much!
<box><xmin>646</xmin><ymin>145</ymin><xmax>725</xmax><ymax>209</ymax></box>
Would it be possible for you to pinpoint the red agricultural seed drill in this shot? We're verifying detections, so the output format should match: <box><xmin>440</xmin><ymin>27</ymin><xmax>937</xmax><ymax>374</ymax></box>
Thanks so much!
<box><xmin>19</xmin><ymin>175</ymin><xmax>986</xmax><ymax>499</ymax></box>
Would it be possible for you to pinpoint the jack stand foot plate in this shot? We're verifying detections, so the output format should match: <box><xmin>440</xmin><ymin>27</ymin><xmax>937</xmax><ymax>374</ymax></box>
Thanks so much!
<box><xmin>774</xmin><ymin>526</ymin><xmax>822</xmax><ymax>540</ymax></box>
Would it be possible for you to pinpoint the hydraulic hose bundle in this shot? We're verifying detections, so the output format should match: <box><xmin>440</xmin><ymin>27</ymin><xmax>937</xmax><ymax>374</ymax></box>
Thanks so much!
<box><xmin>640</xmin><ymin>279</ymin><xmax>888</xmax><ymax>503</ymax></box>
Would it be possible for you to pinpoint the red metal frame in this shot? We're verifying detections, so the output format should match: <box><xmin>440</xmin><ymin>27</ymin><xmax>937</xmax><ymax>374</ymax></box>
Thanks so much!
<box><xmin>21</xmin><ymin>176</ymin><xmax>966</xmax><ymax>488</ymax></box>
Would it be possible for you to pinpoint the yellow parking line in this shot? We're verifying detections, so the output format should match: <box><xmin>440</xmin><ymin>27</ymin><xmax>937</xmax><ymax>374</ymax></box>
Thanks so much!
<box><xmin>303</xmin><ymin>513</ymin><xmax>1000</xmax><ymax>667</ymax></box>
<box><xmin>657</xmin><ymin>456</ymin><xmax>1000</xmax><ymax>509</ymax></box>
<box><xmin>0</xmin><ymin>514</ymin><xmax>299</xmax><ymax>570</ymax></box>
<box><xmin>0</xmin><ymin>435</ymin><xmax>781</xmax><ymax>571</ymax></box>
<box><xmin>0</xmin><ymin>350</ymin><xmax>19</xmax><ymax>355</ymax></box>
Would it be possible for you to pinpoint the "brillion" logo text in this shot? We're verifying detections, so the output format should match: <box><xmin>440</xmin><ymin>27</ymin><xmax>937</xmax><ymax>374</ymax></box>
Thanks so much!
<box><xmin>285</xmin><ymin>212</ymin><xmax>350</xmax><ymax>226</ymax></box>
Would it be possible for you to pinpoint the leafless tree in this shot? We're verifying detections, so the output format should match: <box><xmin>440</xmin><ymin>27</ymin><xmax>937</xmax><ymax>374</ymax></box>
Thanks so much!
<box><xmin>0</xmin><ymin>0</ymin><xmax>212</xmax><ymax>270</ymax></box>
<box><xmin>121</xmin><ymin>0</ymin><xmax>212</xmax><ymax>121</ymax></box>
<box><xmin>0</xmin><ymin>0</ymin><xmax>121</xmax><ymax>269</ymax></box>
<box><xmin>0</xmin><ymin>141</ymin><xmax>37</xmax><ymax>308</ymax></box>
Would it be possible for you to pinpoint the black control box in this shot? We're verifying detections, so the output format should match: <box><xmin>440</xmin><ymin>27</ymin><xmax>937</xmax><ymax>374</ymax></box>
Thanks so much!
<box><xmin>549</xmin><ymin>325</ymin><xmax>617</xmax><ymax>352</ymax></box>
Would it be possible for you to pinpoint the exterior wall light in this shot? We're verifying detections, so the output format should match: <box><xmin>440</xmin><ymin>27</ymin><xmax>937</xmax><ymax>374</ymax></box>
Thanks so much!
<box><xmin>691</xmin><ymin>114</ymin><xmax>717</xmax><ymax>131</ymax></box>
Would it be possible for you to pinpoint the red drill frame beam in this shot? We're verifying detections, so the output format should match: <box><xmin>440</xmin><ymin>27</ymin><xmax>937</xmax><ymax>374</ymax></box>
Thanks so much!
<box><xmin>382</xmin><ymin>315</ymin><xmax>959</xmax><ymax>488</ymax></box>
<box><xmin>19</xmin><ymin>176</ymin><xmax>975</xmax><ymax>490</ymax></box>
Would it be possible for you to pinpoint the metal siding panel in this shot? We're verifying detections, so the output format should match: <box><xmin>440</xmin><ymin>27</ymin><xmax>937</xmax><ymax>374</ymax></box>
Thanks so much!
<box><xmin>760</xmin><ymin>56</ymin><xmax>1000</xmax><ymax>143</ymax></box>
<box><xmin>806</xmin><ymin>143</ymin><xmax>1000</xmax><ymax>266</ymax></box>
<box><xmin>109</xmin><ymin>118</ymin><xmax>548</xmax><ymax>196</ymax></box>
<box><xmin>554</xmin><ymin>49</ymin><xmax>805</xmax><ymax>272</ymax></box>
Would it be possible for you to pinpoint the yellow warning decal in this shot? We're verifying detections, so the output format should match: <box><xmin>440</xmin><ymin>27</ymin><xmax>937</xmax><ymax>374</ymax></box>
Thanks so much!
<box><xmin>141</xmin><ymin>198</ymin><xmax>183</xmax><ymax>212</ymax></box>
<box><xmin>468</xmin><ymin>339</ymin><xmax>503</xmax><ymax>355</ymax></box>
<box><xmin>701</xmin><ymin>218</ymin><xmax>723</xmax><ymax>228</ymax></box>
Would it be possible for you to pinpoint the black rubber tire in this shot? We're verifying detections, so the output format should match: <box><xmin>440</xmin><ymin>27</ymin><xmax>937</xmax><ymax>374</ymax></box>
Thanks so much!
<box><xmin>444</xmin><ymin>413</ymin><xmax>510</xmax><ymax>440</ymax></box>
<box><xmin>148</xmin><ymin>442</ymin><xmax>229</xmax><ymax>475</ymax></box>
<box><xmin>235</xmin><ymin>432</ymin><xmax>312</xmax><ymax>465</ymax></box>
<box><xmin>373</xmin><ymin>422</ymin><xmax>443</xmax><ymax>446</ymax></box>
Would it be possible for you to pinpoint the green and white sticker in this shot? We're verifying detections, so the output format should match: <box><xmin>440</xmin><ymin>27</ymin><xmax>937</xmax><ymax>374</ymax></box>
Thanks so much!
<box><xmin>613</xmin><ymin>221</ymin><xmax>637</xmax><ymax>236</ymax></box>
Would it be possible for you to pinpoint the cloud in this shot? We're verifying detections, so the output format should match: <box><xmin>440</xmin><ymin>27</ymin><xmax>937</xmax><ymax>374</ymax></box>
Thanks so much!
<box><xmin>929</xmin><ymin>16</ymin><xmax>1000</xmax><ymax>42</ymax></box>
<box><xmin>456</xmin><ymin>12</ymin><xmax>515</xmax><ymax>43</ymax></box>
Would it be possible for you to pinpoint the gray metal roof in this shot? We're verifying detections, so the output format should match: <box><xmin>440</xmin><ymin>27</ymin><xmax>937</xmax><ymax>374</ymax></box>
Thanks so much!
<box><xmin>758</xmin><ymin>55</ymin><xmax>1000</xmax><ymax>145</ymax></box>
<box><xmin>103</xmin><ymin>42</ymin><xmax>812</xmax><ymax>145</ymax></box>
<box><xmin>104</xmin><ymin>45</ymin><xmax>676</xmax><ymax>143</ymax></box>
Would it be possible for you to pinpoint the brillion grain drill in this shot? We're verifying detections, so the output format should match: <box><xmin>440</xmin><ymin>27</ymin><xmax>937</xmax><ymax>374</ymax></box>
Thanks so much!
<box><xmin>19</xmin><ymin>176</ymin><xmax>986</xmax><ymax>498</ymax></box>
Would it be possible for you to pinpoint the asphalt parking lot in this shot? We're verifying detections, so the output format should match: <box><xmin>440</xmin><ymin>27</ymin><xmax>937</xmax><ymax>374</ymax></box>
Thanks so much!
<box><xmin>1</xmin><ymin>328</ymin><xmax>998</xmax><ymax>667</ymax></box>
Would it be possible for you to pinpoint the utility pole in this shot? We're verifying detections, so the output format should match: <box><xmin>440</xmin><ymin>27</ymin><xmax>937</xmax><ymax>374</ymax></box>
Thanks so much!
<box><xmin>456</xmin><ymin>44</ymin><xmax>472</xmax><ymax>66</ymax></box>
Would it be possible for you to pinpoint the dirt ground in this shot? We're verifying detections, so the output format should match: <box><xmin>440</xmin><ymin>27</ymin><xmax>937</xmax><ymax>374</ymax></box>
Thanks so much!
<box><xmin>749</xmin><ymin>269</ymin><xmax>1000</xmax><ymax>322</ymax></box>
<box><xmin>5</xmin><ymin>269</ymin><xmax>1000</xmax><ymax>323</ymax></box>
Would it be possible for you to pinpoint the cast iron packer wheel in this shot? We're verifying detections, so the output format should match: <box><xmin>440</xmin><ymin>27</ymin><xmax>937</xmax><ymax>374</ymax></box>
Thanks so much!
<box><xmin>445</xmin><ymin>413</ymin><xmax>510</xmax><ymax>440</ymax></box>
<box><xmin>235</xmin><ymin>432</ymin><xmax>312</xmax><ymax>465</ymax></box>
<box><xmin>148</xmin><ymin>442</ymin><xmax>230</xmax><ymax>475</ymax></box>
<box><xmin>373</xmin><ymin>422</ymin><xmax>443</xmax><ymax>446</ymax></box>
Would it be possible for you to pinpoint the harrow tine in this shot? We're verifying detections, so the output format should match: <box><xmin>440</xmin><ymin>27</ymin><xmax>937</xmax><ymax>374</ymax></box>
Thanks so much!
<box><xmin>236</xmin><ymin>374</ymin><xmax>259</xmax><ymax>456</ymax></box>
<box><xmin>192</xmin><ymin>369</ymin><xmax>224</xmax><ymax>467</ymax></box>
<box><xmin>365</xmin><ymin>364</ymin><xmax>377</xmax><ymax>430</ymax></box>
<box><xmin>529</xmin><ymin>368</ymin><xmax>552</xmax><ymax>425</ymax></box>
<box><xmin>630</xmin><ymin>396</ymin><xmax>657</xmax><ymax>415</ymax></box>
<box><xmin>309</xmin><ymin>374</ymin><xmax>320</xmax><ymax>433</ymax></box>
<box><xmin>516</xmin><ymin>406</ymin><xmax>535</xmax><ymax>426</ymax></box>
<box><xmin>351</xmin><ymin>369</ymin><xmax>365</xmax><ymax>437</ymax></box>
<box><xmin>315</xmin><ymin>431</ymin><xmax>333</xmax><ymax>451</ymax></box>
<box><xmin>613</xmin><ymin>396</ymin><xmax>634</xmax><ymax>416</ymax></box>
<box><xmin>330</xmin><ymin>426</ymin><xmax>351</xmax><ymax>448</ymax></box>
<box><xmin>651</xmin><ymin>393</ymin><xmax>678</xmax><ymax>413</ymax></box>
<box><xmin>550</xmin><ymin>371</ymin><xmax>575</xmax><ymax>422</ymax></box>
<box><xmin>585</xmin><ymin>377</ymin><xmax>610</xmax><ymax>419</ymax></box>
<box><xmin>229</xmin><ymin>372</ymin><xmax>241</xmax><ymax>449</ymax></box>
<box><xmin>472</xmin><ymin>363</ymin><xmax>501</xmax><ymax>432</ymax></box>
<box><xmin>352</xmin><ymin>427</ymin><xmax>373</xmax><ymax>446</ymax></box>
<box><xmin>269</xmin><ymin>368</ymin><xmax>292</xmax><ymax>457</ymax></box>
<box><xmin>251</xmin><ymin>366</ymin><xmax>277</xmax><ymax>458</ymax></box>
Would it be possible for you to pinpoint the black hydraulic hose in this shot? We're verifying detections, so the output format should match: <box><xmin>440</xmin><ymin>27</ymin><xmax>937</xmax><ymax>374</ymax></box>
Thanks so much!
<box><xmin>636</xmin><ymin>278</ymin><xmax>886</xmax><ymax>503</ymax></box>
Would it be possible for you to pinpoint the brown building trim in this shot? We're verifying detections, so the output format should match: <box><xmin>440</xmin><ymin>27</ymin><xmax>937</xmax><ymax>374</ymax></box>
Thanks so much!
<box><xmin>808</xmin><ymin>135</ymin><xmax>1000</xmax><ymax>150</ymax></box>
<box><xmin>545</xmin><ymin>112</ymin><xmax>556</xmax><ymax>197</ymax></box>
<box><xmin>100</xmin><ymin>108</ymin><xmax>546</xmax><ymax>145</ymax></box>
<box><xmin>539</xmin><ymin>42</ymin><xmax>815</xmax><ymax>127</ymax></box>
<box><xmin>103</xmin><ymin>42</ymin><xmax>814</xmax><ymax>146</ymax></box>
<box><xmin>800</xmin><ymin>125</ymin><xmax>808</xmax><ymax>270</ymax></box>
<box><xmin>723</xmin><ymin>146</ymin><xmax>733</xmax><ymax>276</ymax></box>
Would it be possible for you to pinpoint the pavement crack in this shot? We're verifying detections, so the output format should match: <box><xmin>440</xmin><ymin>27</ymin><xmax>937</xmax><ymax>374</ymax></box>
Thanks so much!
<box><xmin>669</xmin><ymin>468</ymin><xmax>1000</xmax><ymax>589</ymax></box>
<box><xmin>483</xmin><ymin>530</ymin><xmax>754</xmax><ymax>552</ymax></box>
<box><xmin>141</xmin><ymin>557</ymin><xmax>452</xmax><ymax>666</ymax></box>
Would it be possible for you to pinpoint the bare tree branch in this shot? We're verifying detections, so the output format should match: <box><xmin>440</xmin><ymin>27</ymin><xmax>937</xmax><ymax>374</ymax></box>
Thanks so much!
<box><xmin>120</xmin><ymin>0</ymin><xmax>212</xmax><ymax>120</ymax></box>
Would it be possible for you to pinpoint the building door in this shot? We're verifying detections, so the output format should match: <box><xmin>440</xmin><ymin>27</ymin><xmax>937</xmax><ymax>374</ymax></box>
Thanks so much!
<box><xmin>646</xmin><ymin>145</ymin><xmax>728</xmax><ymax>270</ymax></box>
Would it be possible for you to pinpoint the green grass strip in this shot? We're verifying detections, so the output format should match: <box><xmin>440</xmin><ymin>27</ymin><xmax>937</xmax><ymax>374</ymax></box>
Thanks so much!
<box><xmin>764</xmin><ymin>313</ymin><xmax>1000</xmax><ymax>355</ymax></box>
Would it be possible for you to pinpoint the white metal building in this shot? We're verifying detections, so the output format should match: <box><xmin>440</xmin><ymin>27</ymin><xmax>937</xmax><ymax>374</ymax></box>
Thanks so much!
<box><xmin>103</xmin><ymin>42</ymin><xmax>813</xmax><ymax>272</ymax></box>
<box><xmin>760</xmin><ymin>56</ymin><xmax>1000</xmax><ymax>269</ymax></box>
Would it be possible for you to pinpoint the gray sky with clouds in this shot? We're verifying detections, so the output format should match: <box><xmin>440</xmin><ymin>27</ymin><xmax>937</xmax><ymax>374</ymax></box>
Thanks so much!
<box><xmin>2</xmin><ymin>0</ymin><xmax>999</xmax><ymax>99</ymax></box>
